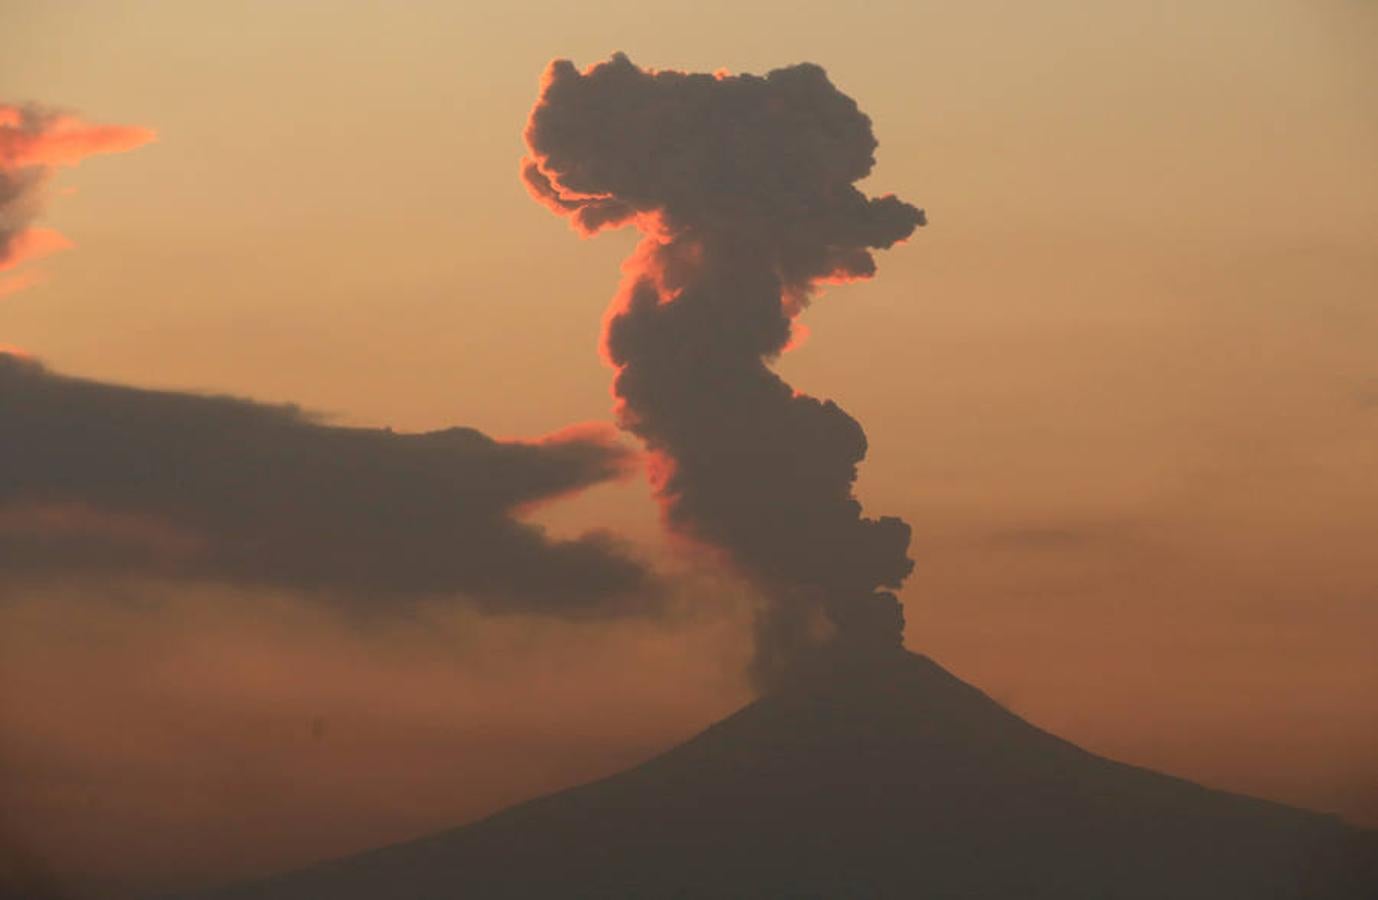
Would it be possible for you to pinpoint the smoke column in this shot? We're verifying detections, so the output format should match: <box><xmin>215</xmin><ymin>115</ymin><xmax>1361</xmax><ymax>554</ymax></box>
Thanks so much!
<box><xmin>522</xmin><ymin>54</ymin><xmax>924</xmax><ymax>683</ymax></box>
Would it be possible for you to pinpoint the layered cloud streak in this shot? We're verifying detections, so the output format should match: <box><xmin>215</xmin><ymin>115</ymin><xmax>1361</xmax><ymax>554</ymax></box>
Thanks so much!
<box><xmin>0</xmin><ymin>354</ymin><xmax>650</xmax><ymax>613</ymax></box>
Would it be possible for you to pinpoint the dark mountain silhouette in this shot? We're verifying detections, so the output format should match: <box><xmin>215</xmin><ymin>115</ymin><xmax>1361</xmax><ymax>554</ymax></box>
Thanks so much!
<box><xmin>189</xmin><ymin>647</ymin><xmax>1376</xmax><ymax>899</ymax></box>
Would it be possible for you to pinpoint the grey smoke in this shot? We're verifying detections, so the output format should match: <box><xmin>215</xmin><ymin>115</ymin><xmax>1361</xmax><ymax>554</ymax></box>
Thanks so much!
<box><xmin>522</xmin><ymin>54</ymin><xmax>924</xmax><ymax>683</ymax></box>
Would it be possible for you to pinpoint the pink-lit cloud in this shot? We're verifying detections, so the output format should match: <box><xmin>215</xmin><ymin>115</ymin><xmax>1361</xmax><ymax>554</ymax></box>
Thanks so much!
<box><xmin>0</xmin><ymin>103</ymin><xmax>155</xmax><ymax>296</ymax></box>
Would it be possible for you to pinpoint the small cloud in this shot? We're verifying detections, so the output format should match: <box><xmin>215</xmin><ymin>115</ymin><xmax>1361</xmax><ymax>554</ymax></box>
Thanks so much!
<box><xmin>0</xmin><ymin>102</ymin><xmax>155</xmax><ymax>295</ymax></box>
<box><xmin>0</xmin><ymin>106</ymin><xmax>156</xmax><ymax>169</ymax></box>
<box><xmin>0</xmin><ymin>226</ymin><xmax>73</xmax><ymax>273</ymax></box>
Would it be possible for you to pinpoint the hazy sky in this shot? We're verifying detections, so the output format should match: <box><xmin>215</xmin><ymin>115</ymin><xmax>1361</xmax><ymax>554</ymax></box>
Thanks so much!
<box><xmin>2</xmin><ymin>1</ymin><xmax>1376</xmax><ymax>895</ymax></box>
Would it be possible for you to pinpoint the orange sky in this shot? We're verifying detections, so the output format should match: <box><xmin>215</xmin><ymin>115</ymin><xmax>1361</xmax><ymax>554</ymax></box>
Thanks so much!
<box><xmin>2</xmin><ymin>1</ymin><xmax>1375</xmax><ymax>895</ymax></box>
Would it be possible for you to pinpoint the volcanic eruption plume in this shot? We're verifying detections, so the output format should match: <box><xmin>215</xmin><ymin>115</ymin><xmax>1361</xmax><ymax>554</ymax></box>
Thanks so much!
<box><xmin>522</xmin><ymin>54</ymin><xmax>925</xmax><ymax>683</ymax></box>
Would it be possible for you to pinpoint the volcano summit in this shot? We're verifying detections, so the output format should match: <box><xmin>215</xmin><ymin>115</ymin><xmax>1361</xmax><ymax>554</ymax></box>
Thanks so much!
<box><xmin>193</xmin><ymin>647</ymin><xmax>1374</xmax><ymax>899</ymax></box>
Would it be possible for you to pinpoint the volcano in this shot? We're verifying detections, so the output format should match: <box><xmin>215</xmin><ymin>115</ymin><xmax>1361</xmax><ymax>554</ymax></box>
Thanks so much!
<box><xmin>193</xmin><ymin>648</ymin><xmax>1375</xmax><ymax>899</ymax></box>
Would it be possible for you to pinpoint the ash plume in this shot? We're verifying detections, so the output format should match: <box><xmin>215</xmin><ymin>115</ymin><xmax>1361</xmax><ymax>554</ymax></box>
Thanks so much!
<box><xmin>0</xmin><ymin>103</ymin><xmax>154</xmax><ymax>295</ymax></box>
<box><xmin>522</xmin><ymin>54</ymin><xmax>924</xmax><ymax>682</ymax></box>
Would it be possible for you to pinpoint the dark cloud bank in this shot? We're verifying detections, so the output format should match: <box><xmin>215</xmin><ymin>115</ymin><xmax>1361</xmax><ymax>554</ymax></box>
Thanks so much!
<box><xmin>0</xmin><ymin>352</ymin><xmax>650</xmax><ymax>614</ymax></box>
<box><xmin>523</xmin><ymin>53</ymin><xmax>924</xmax><ymax>682</ymax></box>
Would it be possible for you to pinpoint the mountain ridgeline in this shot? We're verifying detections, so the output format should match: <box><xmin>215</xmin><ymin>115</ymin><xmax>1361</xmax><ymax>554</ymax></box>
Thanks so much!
<box><xmin>188</xmin><ymin>647</ymin><xmax>1375</xmax><ymax>898</ymax></box>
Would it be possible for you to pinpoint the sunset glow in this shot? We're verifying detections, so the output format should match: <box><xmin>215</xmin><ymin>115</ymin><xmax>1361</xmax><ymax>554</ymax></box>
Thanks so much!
<box><xmin>0</xmin><ymin>227</ymin><xmax>73</xmax><ymax>272</ymax></box>
<box><xmin>2</xmin><ymin>3</ymin><xmax>1375</xmax><ymax>896</ymax></box>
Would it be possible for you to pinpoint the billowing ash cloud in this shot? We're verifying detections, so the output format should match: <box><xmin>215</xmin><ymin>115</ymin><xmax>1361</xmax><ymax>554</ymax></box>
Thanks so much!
<box><xmin>522</xmin><ymin>54</ymin><xmax>924</xmax><ymax>682</ymax></box>
<box><xmin>0</xmin><ymin>353</ymin><xmax>650</xmax><ymax>614</ymax></box>
<box><xmin>0</xmin><ymin>103</ymin><xmax>155</xmax><ymax>295</ymax></box>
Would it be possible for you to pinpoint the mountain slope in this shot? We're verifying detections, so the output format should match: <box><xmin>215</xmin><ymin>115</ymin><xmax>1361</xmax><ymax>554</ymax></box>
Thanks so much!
<box><xmin>194</xmin><ymin>648</ymin><xmax>1375</xmax><ymax>899</ymax></box>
